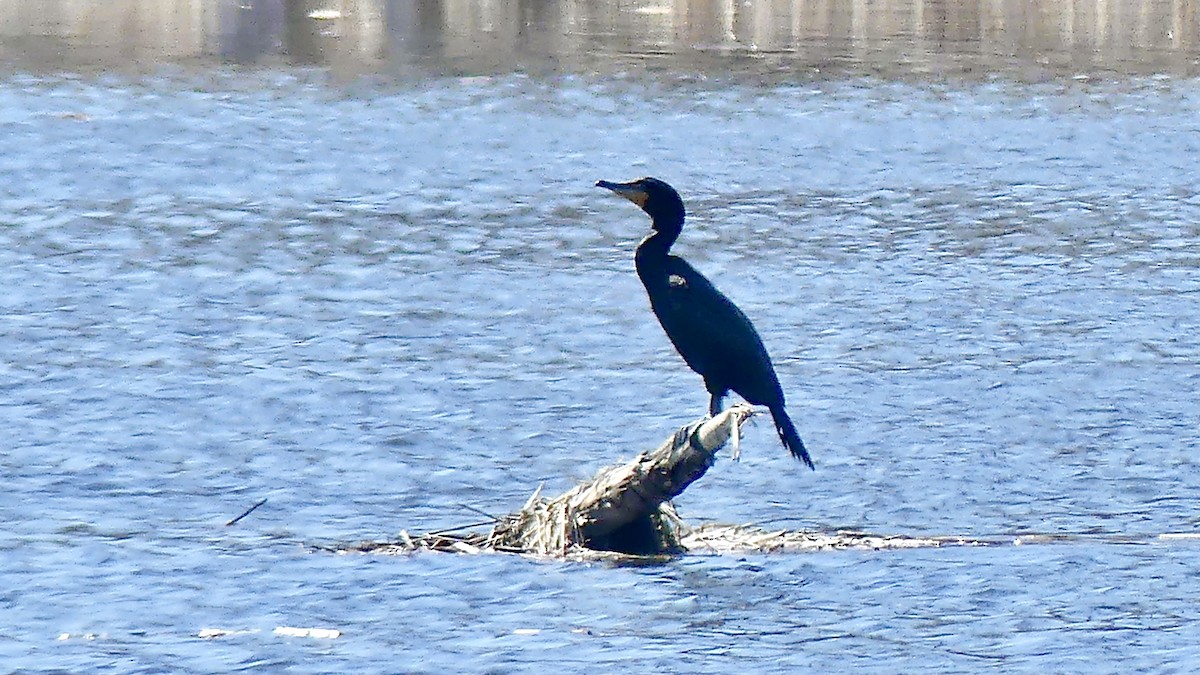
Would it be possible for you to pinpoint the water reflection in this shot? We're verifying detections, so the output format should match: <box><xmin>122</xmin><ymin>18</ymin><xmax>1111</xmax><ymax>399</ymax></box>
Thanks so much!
<box><xmin>0</xmin><ymin>0</ymin><xmax>1196</xmax><ymax>76</ymax></box>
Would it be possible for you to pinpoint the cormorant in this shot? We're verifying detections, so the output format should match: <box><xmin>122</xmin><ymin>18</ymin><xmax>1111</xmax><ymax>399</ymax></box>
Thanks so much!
<box><xmin>597</xmin><ymin>177</ymin><xmax>814</xmax><ymax>469</ymax></box>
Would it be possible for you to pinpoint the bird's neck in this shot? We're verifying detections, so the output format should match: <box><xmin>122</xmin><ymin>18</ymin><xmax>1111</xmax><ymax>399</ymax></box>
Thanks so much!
<box><xmin>635</xmin><ymin>219</ymin><xmax>682</xmax><ymax>260</ymax></box>
<box><xmin>635</xmin><ymin>227</ymin><xmax>679</xmax><ymax>292</ymax></box>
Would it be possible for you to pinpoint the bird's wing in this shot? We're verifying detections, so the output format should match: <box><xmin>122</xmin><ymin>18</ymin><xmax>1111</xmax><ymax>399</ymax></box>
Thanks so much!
<box><xmin>658</xmin><ymin>256</ymin><xmax>779</xmax><ymax>399</ymax></box>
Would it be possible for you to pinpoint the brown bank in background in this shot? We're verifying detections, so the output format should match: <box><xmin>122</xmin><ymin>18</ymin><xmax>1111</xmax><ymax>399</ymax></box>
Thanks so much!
<box><xmin>0</xmin><ymin>0</ymin><xmax>1197</xmax><ymax>78</ymax></box>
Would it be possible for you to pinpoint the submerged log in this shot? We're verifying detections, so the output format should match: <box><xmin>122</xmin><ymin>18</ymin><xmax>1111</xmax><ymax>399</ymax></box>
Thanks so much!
<box><xmin>485</xmin><ymin>404</ymin><xmax>757</xmax><ymax>556</ymax></box>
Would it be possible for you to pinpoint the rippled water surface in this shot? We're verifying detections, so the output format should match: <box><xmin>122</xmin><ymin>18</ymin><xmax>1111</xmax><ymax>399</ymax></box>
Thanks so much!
<box><xmin>4</xmin><ymin>14</ymin><xmax>1200</xmax><ymax>673</ymax></box>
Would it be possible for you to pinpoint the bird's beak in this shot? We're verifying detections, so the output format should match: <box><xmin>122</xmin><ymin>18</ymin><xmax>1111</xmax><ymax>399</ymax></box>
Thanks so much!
<box><xmin>596</xmin><ymin>179</ymin><xmax>648</xmax><ymax>208</ymax></box>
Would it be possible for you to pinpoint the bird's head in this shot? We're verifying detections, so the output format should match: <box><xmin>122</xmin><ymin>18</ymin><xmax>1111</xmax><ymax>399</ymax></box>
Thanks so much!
<box><xmin>596</xmin><ymin>177</ymin><xmax>685</xmax><ymax>231</ymax></box>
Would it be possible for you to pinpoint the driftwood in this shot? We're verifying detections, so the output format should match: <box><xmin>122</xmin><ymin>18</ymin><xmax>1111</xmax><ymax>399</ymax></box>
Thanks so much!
<box><xmin>346</xmin><ymin>406</ymin><xmax>753</xmax><ymax>558</ymax></box>
<box><xmin>484</xmin><ymin>404</ymin><xmax>756</xmax><ymax>556</ymax></box>
<box><xmin>336</xmin><ymin>404</ymin><xmax>997</xmax><ymax>559</ymax></box>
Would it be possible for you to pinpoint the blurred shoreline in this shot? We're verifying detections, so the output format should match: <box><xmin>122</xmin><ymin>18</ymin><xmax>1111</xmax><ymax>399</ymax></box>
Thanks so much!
<box><xmin>1</xmin><ymin>0</ymin><xmax>1197</xmax><ymax>77</ymax></box>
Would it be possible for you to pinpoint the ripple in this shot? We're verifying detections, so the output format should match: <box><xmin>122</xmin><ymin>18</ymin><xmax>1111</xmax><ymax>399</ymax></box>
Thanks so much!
<box><xmin>1</xmin><ymin>71</ymin><xmax>1199</xmax><ymax>674</ymax></box>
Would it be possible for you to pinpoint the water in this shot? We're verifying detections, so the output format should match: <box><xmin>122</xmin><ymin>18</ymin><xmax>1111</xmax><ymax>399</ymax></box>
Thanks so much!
<box><xmin>3</xmin><ymin>2</ymin><xmax>1200</xmax><ymax>673</ymax></box>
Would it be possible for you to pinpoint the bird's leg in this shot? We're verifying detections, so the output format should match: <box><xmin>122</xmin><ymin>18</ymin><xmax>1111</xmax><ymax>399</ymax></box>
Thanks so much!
<box><xmin>707</xmin><ymin>391</ymin><xmax>725</xmax><ymax>417</ymax></box>
<box><xmin>707</xmin><ymin>390</ymin><xmax>740</xmax><ymax>461</ymax></box>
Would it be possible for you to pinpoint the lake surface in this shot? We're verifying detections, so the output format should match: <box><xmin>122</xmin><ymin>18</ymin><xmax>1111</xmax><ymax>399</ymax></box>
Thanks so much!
<box><xmin>3</xmin><ymin>1</ymin><xmax>1200</xmax><ymax>673</ymax></box>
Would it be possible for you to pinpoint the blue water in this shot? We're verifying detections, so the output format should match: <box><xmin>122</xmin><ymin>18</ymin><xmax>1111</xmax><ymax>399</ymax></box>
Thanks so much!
<box><xmin>2</xmin><ymin>66</ymin><xmax>1199</xmax><ymax>673</ymax></box>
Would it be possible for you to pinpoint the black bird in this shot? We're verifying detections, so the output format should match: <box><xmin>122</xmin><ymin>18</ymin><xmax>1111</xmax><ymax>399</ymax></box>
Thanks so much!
<box><xmin>597</xmin><ymin>177</ymin><xmax>813</xmax><ymax>469</ymax></box>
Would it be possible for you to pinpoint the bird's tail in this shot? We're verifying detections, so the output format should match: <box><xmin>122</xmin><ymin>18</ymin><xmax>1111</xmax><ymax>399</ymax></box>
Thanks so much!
<box><xmin>769</xmin><ymin>405</ymin><xmax>814</xmax><ymax>470</ymax></box>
